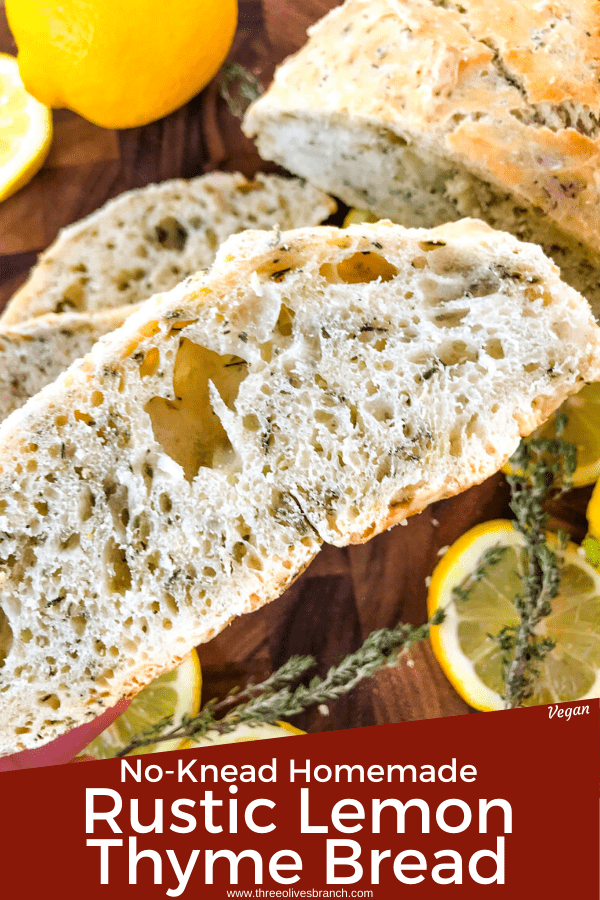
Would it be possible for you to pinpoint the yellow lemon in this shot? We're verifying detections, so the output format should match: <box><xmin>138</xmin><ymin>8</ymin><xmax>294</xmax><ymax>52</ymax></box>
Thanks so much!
<box><xmin>83</xmin><ymin>650</ymin><xmax>202</xmax><ymax>758</ymax></box>
<box><xmin>503</xmin><ymin>382</ymin><xmax>600</xmax><ymax>488</ymax></box>
<box><xmin>0</xmin><ymin>53</ymin><xmax>52</xmax><ymax>201</ymax></box>
<box><xmin>428</xmin><ymin>519</ymin><xmax>600</xmax><ymax>710</ymax></box>
<box><xmin>6</xmin><ymin>0</ymin><xmax>238</xmax><ymax>129</ymax></box>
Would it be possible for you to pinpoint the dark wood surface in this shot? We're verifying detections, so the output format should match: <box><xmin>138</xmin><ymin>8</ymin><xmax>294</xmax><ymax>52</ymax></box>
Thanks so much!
<box><xmin>0</xmin><ymin>0</ymin><xmax>592</xmax><ymax>733</ymax></box>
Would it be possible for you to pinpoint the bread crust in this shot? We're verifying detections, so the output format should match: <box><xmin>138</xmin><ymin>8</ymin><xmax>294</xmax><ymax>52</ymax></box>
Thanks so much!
<box><xmin>244</xmin><ymin>0</ymin><xmax>600</xmax><ymax>252</ymax></box>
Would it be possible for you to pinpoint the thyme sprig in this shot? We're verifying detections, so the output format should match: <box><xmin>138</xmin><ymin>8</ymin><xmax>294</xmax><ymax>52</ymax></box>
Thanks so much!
<box><xmin>115</xmin><ymin>612</ymin><xmax>445</xmax><ymax>757</ymax></box>
<box><xmin>499</xmin><ymin>413</ymin><xmax>576</xmax><ymax>708</ymax></box>
<box><xmin>216</xmin><ymin>63</ymin><xmax>264</xmax><ymax>118</ymax></box>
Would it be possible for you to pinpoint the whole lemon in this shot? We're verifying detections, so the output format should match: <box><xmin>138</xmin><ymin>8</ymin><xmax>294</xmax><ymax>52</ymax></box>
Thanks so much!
<box><xmin>6</xmin><ymin>0</ymin><xmax>238</xmax><ymax>129</ymax></box>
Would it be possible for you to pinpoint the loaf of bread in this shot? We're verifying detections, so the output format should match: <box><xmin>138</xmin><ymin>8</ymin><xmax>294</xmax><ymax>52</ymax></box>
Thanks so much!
<box><xmin>1</xmin><ymin>172</ymin><xmax>336</xmax><ymax>325</ymax></box>
<box><xmin>1</xmin><ymin>219</ymin><xmax>599</xmax><ymax>755</ymax></box>
<box><xmin>0</xmin><ymin>308</ymin><xmax>133</xmax><ymax>423</ymax></box>
<box><xmin>243</xmin><ymin>0</ymin><xmax>600</xmax><ymax>316</ymax></box>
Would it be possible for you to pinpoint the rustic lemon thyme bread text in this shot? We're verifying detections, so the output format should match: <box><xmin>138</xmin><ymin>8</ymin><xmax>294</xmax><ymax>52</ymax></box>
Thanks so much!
<box><xmin>1</xmin><ymin>219</ymin><xmax>599</xmax><ymax>755</ymax></box>
<box><xmin>243</xmin><ymin>0</ymin><xmax>600</xmax><ymax>316</ymax></box>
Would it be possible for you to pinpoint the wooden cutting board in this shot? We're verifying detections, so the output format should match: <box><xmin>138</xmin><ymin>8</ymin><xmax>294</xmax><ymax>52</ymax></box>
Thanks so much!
<box><xmin>0</xmin><ymin>0</ymin><xmax>591</xmax><ymax>732</ymax></box>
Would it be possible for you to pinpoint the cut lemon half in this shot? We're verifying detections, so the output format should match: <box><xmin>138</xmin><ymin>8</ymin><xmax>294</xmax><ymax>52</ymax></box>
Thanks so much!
<box><xmin>83</xmin><ymin>650</ymin><xmax>201</xmax><ymax>758</ymax></box>
<box><xmin>428</xmin><ymin>519</ymin><xmax>600</xmax><ymax>710</ymax></box>
<box><xmin>188</xmin><ymin>720</ymin><xmax>305</xmax><ymax>748</ymax></box>
<box><xmin>0</xmin><ymin>53</ymin><xmax>52</xmax><ymax>202</ymax></box>
<box><xmin>503</xmin><ymin>382</ymin><xmax>600</xmax><ymax>488</ymax></box>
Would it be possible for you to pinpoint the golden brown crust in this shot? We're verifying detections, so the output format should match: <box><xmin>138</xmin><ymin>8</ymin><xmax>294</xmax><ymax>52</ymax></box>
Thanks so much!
<box><xmin>245</xmin><ymin>0</ymin><xmax>600</xmax><ymax>251</ymax></box>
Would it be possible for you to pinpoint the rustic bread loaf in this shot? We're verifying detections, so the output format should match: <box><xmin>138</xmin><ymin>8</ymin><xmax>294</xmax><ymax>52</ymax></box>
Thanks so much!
<box><xmin>1</xmin><ymin>172</ymin><xmax>336</xmax><ymax>325</ymax></box>
<box><xmin>243</xmin><ymin>0</ymin><xmax>600</xmax><ymax>315</ymax></box>
<box><xmin>0</xmin><ymin>308</ymin><xmax>133</xmax><ymax>424</ymax></box>
<box><xmin>1</xmin><ymin>219</ymin><xmax>599</xmax><ymax>755</ymax></box>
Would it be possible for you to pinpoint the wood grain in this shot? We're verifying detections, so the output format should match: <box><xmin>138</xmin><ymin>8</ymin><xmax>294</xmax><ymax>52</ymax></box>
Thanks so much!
<box><xmin>0</xmin><ymin>0</ymin><xmax>591</xmax><ymax>733</ymax></box>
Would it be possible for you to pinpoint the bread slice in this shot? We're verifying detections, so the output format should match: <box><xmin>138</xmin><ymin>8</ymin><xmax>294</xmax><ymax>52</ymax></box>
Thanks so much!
<box><xmin>0</xmin><ymin>172</ymin><xmax>336</xmax><ymax>326</ymax></box>
<box><xmin>242</xmin><ymin>0</ymin><xmax>600</xmax><ymax>316</ymax></box>
<box><xmin>0</xmin><ymin>308</ymin><xmax>134</xmax><ymax>424</ymax></box>
<box><xmin>1</xmin><ymin>219</ymin><xmax>599</xmax><ymax>755</ymax></box>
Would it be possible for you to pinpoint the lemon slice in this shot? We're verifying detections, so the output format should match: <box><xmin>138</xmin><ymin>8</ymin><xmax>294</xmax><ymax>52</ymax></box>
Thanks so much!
<box><xmin>503</xmin><ymin>383</ymin><xmax>600</xmax><ymax>488</ymax></box>
<box><xmin>0</xmin><ymin>53</ymin><xmax>52</xmax><ymax>202</ymax></box>
<box><xmin>83</xmin><ymin>650</ymin><xmax>202</xmax><ymax>758</ymax></box>
<box><xmin>428</xmin><ymin>519</ymin><xmax>600</xmax><ymax>710</ymax></box>
<box><xmin>188</xmin><ymin>720</ymin><xmax>305</xmax><ymax>747</ymax></box>
<box><xmin>343</xmin><ymin>207</ymin><xmax>379</xmax><ymax>227</ymax></box>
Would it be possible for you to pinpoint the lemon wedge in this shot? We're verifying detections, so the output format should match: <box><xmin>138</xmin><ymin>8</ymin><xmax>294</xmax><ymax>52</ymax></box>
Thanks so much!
<box><xmin>83</xmin><ymin>650</ymin><xmax>202</xmax><ymax>758</ymax></box>
<box><xmin>0</xmin><ymin>53</ymin><xmax>52</xmax><ymax>202</ymax></box>
<box><xmin>428</xmin><ymin>519</ymin><xmax>600</xmax><ymax>710</ymax></box>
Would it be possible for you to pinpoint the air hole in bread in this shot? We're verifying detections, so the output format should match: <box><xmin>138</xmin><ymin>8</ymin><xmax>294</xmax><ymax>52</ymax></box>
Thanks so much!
<box><xmin>247</xmin><ymin>554</ymin><xmax>263</xmax><ymax>572</ymax></box>
<box><xmin>370</xmin><ymin>404</ymin><xmax>394</xmax><ymax>423</ymax></box>
<box><xmin>145</xmin><ymin>338</ymin><xmax>248</xmax><ymax>481</ymax></box>
<box><xmin>79</xmin><ymin>486</ymin><xmax>95</xmax><ymax>523</ymax></box>
<box><xmin>232</xmin><ymin>542</ymin><xmax>247</xmax><ymax>562</ymax></box>
<box><xmin>60</xmin><ymin>533</ymin><xmax>80</xmax><ymax>552</ymax></box>
<box><xmin>438</xmin><ymin>340</ymin><xmax>478</xmax><ymax>367</ymax></box>
<box><xmin>39</xmin><ymin>693</ymin><xmax>60</xmax><ymax>710</ymax></box>
<box><xmin>164</xmin><ymin>594</ymin><xmax>179</xmax><ymax>616</ymax></box>
<box><xmin>154</xmin><ymin>217</ymin><xmax>188</xmax><ymax>251</ymax></box>
<box><xmin>74</xmin><ymin>410</ymin><xmax>95</xmax><ymax>426</ymax></box>
<box><xmin>34</xmin><ymin>501</ymin><xmax>48</xmax><ymax>516</ymax></box>
<box><xmin>320</xmin><ymin>252</ymin><xmax>398</xmax><ymax>284</ymax></box>
<box><xmin>449</xmin><ymin>430</ymin><xmax>462</xmax><ymax>457</ymax></box>
<box><xmin>376</xmin><ymin>457</ymin><xmax>392</xmax><ymax>482</ymax></box>
<box><xmin>138</xmin><ymin>348</ymin><xmax>161</xmax><ymax>379</ymax></box>
<box><xmin>56</xmin><ymin>280</ymin><xmax>87</xmax><ymax>313</ymax></box>
<box><xmin>131</xmin><ymin>511</ymin><xmax>151</xmax><ymax>548</ymax></box>
<box><xmin>159</xmin><ymin>493</ymin><xmax>172</xmax><ymax>514</ymax></box>
<box><xmin>105</xmin><ymin>538</ymin><xmax>132</xmax><ymax>595</ymax></box>
<box><xmin>486</xmin><ymin>338</ymin><xmax>505</xmax><ymax>360</ymax></box>
<box><xmin>0</xmin><ymin>607</ymin><xmax>13</xmax><ymax>668</ymax></box>
<box><xmin>432</xmin><ymin>309</ymin><xmax>469</xmax><ymax>328</ymax></box>
<box><xmin>418</xmin><ymin>240</ymin><xmax>447</xmax><ymax>252</ymax></box>
<box><xmin>469</xmin><ymin>276</ymin><xmax>501</xmax><ymax>298</ymax></box>
<box><xmin>275</xmin><ymin>303</ymin><xmax>295</xmax><ymax>338</ymax></box>
<box><xmin>116</xmin><ymin>268</ymin><xmax>146</xmax><ymax>292</ymax></box>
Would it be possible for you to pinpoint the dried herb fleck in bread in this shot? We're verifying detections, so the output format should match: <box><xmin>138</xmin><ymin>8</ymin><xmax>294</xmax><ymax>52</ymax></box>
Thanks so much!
<box><xmin>243</xmin><ymin>0</ymin><xmax>600</xmax><ymax>315</ymax></box>
<box><xmin>0</xmin><ymin>308</ymin><xmax>133</xmax><ymax>424</ymax></box>
<box><xmin>1</xmin><ymin>171</ymin><xmax>336</xmax><ymax>326</ymax></box>
<box><xmin>1</xmin><ymin>219</ymin><xmax>599</xmax><ymax>755</ymax></box>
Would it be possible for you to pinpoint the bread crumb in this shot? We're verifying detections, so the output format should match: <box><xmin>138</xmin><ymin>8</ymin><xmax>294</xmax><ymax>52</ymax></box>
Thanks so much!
<box><xmin>437</xmin><ymin>545</ymin><xmax>449</xmax><ymax>557</ymax></box>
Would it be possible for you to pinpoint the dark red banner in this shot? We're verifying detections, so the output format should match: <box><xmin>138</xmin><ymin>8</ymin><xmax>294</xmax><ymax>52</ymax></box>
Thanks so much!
<box><xmin>1</xmin><ymin>701</ymin><xmax>597</xmax><ymax>897</ymax></box>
